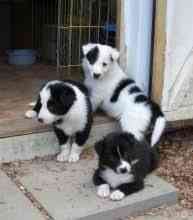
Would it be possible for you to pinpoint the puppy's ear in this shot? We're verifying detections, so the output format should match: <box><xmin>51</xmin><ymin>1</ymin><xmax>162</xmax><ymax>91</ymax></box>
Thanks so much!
<box><xmin>60</xmin><ymin>87</ymin><xmax>76</xmax><ymax>112</ymax></box>
<box><xmin>94</xmin><ymin>139</ymin><xmax>104</xmax><ymax>156</ymax></box>
<box><xmin>110</xmin><ymin>48</ymin><xmax>120</xmax><ymax>62</ymax></box>
<box><xmin>119</xmin><ymin>132</ymin><xmax>136</xmax><ymax>146</ymax></box>
<box><xmin>82</xmin><ymin>43</ymin><xmax>96</xmax><ymax>56</ymax></box>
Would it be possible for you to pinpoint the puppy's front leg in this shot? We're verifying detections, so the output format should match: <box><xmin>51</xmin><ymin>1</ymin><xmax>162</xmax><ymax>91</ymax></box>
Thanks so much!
<box><xmin>93</xmin><ymin>169</ymin><xmax>110</xmax><ymax>198</ymax></box>
<box><xmin>54</xmin><ymin>127</ymin><xmax>70</xmax><ymax>162</ymax></box>
<box><xmin>110</xmin><ymin>180</ymin><xmax>144</xmax><ymax>201</ymax></box>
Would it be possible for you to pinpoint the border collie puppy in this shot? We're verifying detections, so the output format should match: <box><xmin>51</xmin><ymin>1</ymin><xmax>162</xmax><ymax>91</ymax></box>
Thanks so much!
<box><xmin>82</xmin><ymin>43</ymin><xmax>165</xmax><ymax>147</ymax></box>
<box><xmin>93</xmin><ymin>132</ymin><xmax>159</xmax><ymax>201</ymax></box>
<box><xmin>25</xmin><ymin>80</ymin><xmax>92</xmax><ymax>163</ymax></box>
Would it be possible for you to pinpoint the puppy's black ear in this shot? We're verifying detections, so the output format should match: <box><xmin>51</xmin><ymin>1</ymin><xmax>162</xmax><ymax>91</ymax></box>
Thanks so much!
<box><xmin>94</xmin><ymin>139</ymin><xmax>104</xmax><ymax>156</ymax></box>
<box><xmin>60</xmin><ymin>86</ymin><xmax>76</xmax><ymax>113</ymax></box>
<box><xmin>119</xmin><ymin>132</ymin><xmax>136</xmax><ymax>146</ymax></box>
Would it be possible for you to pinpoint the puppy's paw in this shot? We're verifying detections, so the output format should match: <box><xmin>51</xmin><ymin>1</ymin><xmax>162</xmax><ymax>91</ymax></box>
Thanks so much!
<box><xmin>110</xmin><ymin>190</ymin><xmax>125</xmax><ymax>201</ymax></box>
<box><xmin>25</xmin><ymin>110</ymin><xmax>37</xmax><ymax>119</ymax></box>
<box><xmin>68</xmin><ymin>152</ymin><xmax>80</xmax><ymax>163</ymax></box>
<box><xmin>29</xmin><ymin>102</ymin><xmax>36</xmax><ymax>107</ymax></box>
<box><xmin>56</xmin><ymin>152</ymin><xmax>69</xmax><ymax>162</ymax></box>
<box><xmin>97</xmin><ymin>184</ymin><xmax>110</xmax><ymax>198</ymax></box>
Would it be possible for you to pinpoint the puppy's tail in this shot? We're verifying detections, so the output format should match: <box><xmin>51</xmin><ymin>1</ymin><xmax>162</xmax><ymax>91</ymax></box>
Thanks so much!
<box><xmin>150</xmin><ymin>102</ymin><xmax>166</xmax><ymax>147</ymax></box>
<box><xmin>151</xmin><ymin>116</ymin><xmax>166</xmax><ymax>147</ymax></box>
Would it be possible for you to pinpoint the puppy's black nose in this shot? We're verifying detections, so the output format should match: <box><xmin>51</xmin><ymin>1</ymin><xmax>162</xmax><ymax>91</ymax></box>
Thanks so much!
<box><xmin>93</xmin><ymin>73</ymin><xmax>100</xmax><ymax>79</ymax></box>
<box><xmin>120</xmin><ymin>167</ymin><xmax>127</xmax><ymax>174</ymax></box>
<box><xmin>38</xmin><ymin>118</ymin><xmax>43</xmax><ymax>123</ymax></box>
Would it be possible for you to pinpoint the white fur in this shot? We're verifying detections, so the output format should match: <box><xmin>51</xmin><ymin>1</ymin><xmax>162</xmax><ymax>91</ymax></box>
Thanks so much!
<box><xmin>82</xmin><ymin>44</ymin><xmax>165</xmax><ymax>145</ymax></box>
<box><xmin>25</xmin><ymin>110</ymin><xmax>37</xmax><ymax>118</ymax></box>
<box><xmin>117</xmin><ymin>160</ymin><xmax>131</xmax><ymax>173</ymax></box>
<box><xmin>101</xmin><ymin>168</ymin><xmax>134</xmax><ymax>188</ymax></box>
<box><xmin>29</xmin><ymin>102</ymin><xmax>36</xmax><ymax>107</ymax></box>
<box><xmin>56</xmin><ymin>83</ymin><xmax>87</xmax><ymax>136</ymax></box>
<box><xmin>110</xmin><ymin>190</ymin><xmax>125</xmax><ymax>201</ymax></box>
<box><xmin>151</xmin><ymin>116</ymin><xmax>166</xmax><ymax>146</ymax></box>
<box><xmin>68</xmin><ymin>143</ymin><xmax>83</xmax><ymax>162</ymax></box>
<box><xmin>56</xmin><ymin>142</ymin><xmax>71</xmax><ymax>162</ymax></box>
<box><xmin>97</xmin><ymin>184</ymin><xmax>110</xmax><ymax>198</ymax></box>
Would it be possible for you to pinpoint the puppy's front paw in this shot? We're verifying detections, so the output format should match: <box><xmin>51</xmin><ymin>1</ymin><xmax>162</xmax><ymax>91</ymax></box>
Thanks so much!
<box><xmin>110</xmin><ymin>190</ymin><xmax>125</xmax><ymax>201</ymax></box>
<box><xmin>97</xmin><ymin>184</ymin><xmax>110</xmax><ymax>198</ymax></box>
<box><xmin>25</xmin><ymin>110</ymin><xmax>37</xmax><ymax>119</ymax></box>
<box><xmin>68</xmin><ymin>152</ymin><xmax>80</xmax><ymax>163</ymax></box>
<box><xmin>56</xmin><ymin>152</ymin><xmax>69</xmax><ymax>162</ymax></box>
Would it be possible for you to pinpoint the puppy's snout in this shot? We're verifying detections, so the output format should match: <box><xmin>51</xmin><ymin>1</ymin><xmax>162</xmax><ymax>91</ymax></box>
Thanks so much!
<box><xmin>38</xmin><ymin>118</ymin><xmax>44</xmax><ymax>123</ymax></box>
<box><xmin>93</xmin><ymin>73</ymin><xmax>101</xmax><ymax>79</ymax></box>
<box><xmin>120</xmin><ymin>167</ymin><xmax>127</xmax><ymax>174</ymax></box>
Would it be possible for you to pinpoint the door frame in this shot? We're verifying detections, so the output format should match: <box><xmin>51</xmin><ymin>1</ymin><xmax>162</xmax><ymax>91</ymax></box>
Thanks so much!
<box><xmin>151</xmin><ymin>0</ymin><xmax>167</xmax><ymax>104</ymax></box>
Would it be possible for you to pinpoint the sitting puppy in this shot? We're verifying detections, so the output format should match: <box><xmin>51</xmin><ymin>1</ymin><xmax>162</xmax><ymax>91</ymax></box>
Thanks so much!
<box><xmin>25</xmin><ymin>80</ymin><xmax>92</xmax><ymax>163</ymax></box>
<box><xmin>93</xmin><ymin>132</ymin><xmax>159</xmax><ymax>201</ymax></box>
<box><xmin>82</xmin><ymin>43</ymin><xmax>165</xmax><ymax>147</ymax></box>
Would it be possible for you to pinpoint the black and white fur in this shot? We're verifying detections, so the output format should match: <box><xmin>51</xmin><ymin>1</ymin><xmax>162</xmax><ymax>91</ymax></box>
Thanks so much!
<box><xmin>82</xmin><ymin>43</ymin><xmax>165</xmax><ymax>147</ymax></box>
<box><xmin>25</xmin><ymin>80</ymin><xmax>92</xmax><ymax>163</ymax></box>
<box><xmin>93</xmin><ymin>132</ymin><xmax>159</xmax><ymax>201</ymax></box>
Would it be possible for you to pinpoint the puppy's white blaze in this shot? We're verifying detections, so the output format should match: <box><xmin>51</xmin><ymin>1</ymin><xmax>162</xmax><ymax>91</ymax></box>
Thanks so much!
<box><xmin>118</xmin><ymin>160</ymin><xmax>131</xmax><ymax>173</ymax></box>
<box><xmin>97</xmin><ymin>184</ymin><xmax>110</xmax><ymax>198</ymax></box>
<box><xmin>101</xmin><ymin>168</ymin><xmax>134</xmax><ymax>188</ymax></box>
<box><xmin>25</xmin><ymin>110</ymin><xmax>37</xmax><ymax>118</ymax></box>
<box><xmin>151</xmin><ymin>116</ymin><xmax>166</xmax><ymax>147</ymax></box>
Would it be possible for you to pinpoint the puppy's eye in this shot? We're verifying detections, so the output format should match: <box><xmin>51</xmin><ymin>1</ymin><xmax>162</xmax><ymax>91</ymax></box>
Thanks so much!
<box><xmin>102</xmin><ymin>62</ymin><xmax>107</xmax><ymax>67</ymax></box>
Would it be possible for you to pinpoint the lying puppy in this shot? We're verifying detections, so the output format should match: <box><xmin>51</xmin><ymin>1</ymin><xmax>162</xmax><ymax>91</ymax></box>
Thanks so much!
<box><xmin>82</xmin><ymin>43</ymin><xmax>165</xmax><ymax>147</ymax></box>
<box><xmin>25</xmin><ymin>80</ymin><xmax>92</xmax><ymax>162</ymax></box>
<box><xmin>93</xmin><ymin>132</ymin><xmax>159</xmax><ymax>201</ymax></box>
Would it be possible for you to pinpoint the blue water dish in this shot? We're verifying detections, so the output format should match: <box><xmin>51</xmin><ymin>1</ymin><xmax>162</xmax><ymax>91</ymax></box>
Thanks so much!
<box><xmin>7</xmin><ymin>49</ymin><xmax>37</xmax><ymax>66</ymax></box>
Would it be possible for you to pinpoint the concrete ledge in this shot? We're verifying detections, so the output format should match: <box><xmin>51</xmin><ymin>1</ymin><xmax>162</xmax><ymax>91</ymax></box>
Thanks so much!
<box><xmin>0</xmin><ymin>121</ymin><xmax>119</xmax><ymax>162</ymax></box>
<box><xmin>18</xmin><ymin>159</ymin><xmax>177</xmax><ymax>220</ymax></box>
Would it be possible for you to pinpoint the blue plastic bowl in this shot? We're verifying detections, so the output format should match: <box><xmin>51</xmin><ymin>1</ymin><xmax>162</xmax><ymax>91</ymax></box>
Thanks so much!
<box><xmin>7</xmin><ymin>49</ymin><xmax>37</xmax><ymax>65</ymax></box>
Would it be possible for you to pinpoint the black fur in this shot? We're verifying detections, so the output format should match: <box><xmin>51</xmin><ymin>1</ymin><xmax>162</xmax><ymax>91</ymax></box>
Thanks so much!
<box><xmin>134</xmin><ymin>94</ymin><xmax>148</xmax><ymax>103</ymax></box>
<box><xmin>32</xmin><ymin>80</ymin><xmax>93</xmax><ymax>149</ymax></box>
<box><xmin>53</xmin><ymin>127</ymin><xmax>69</xmax><ymax>145</ymax></box>
<box><xmin>93</xmin><ymin>132</ymin><xmax>159</xmax><ymax>197</ymax></box>
<box><xmin>48</xmin><ymin>83</ymin><xmax>76</xmax><ymax>115</ymax></box>
<box><xmin>129</xmin><ymin>86</ymin><xmax>141</xmax><ymax>94</ymax></box>
<box><xmin>110</xmin><ymin>79</ymin><xmax>135</xmax><ymax>102</ymax></box>
<box><xmin>86</xmin><ymin>46</ymin><xmax>99</xmax><ymax>65</ymax></box>
<box><xmin>33</xmin><ymin>95</ymin><xmax>42</xmax><ymax>114</ymax></box>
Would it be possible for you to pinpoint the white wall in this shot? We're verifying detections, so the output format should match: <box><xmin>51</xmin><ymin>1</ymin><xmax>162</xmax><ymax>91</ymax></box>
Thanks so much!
<box><xmin>162</xmin><ymin>0</ymin><xmax>193</xmax><ymax>121</ymax></box>
<box><xmin>120</xmin><ymin>0</ymin><xmax>153</xmax><ymax>95</ymax></box>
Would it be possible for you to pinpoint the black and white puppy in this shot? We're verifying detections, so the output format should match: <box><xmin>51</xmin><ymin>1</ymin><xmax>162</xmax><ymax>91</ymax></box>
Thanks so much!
<box><xmin>25</xmin><ymin>80</ymin><xmax>92</xmax><ymax>163</ymax></box>
<box><xmin>93</xmin><ymin>132</ymin><xmax>159</xmax><ymax>201</ymax></box>
<box><xmin>82</xmin><ymin>43</ymin><xmax>165</xmax><ymax>147</ymax></box>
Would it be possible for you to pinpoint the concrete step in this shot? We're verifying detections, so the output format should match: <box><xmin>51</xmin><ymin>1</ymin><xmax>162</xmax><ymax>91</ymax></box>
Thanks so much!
<box><xmin>0</xmin><ymin>170</ymin><xmax>44</xmax><ymax>220</ymax></box>
<box><xmin>0</xmin><ymin>120</ymin><xmax>118</xmax><ymax>162</ymax></box>
<box><xmin>13</xmin><ymin>157</ymin><xmax>177</xmax><ymax>220</ymax></box>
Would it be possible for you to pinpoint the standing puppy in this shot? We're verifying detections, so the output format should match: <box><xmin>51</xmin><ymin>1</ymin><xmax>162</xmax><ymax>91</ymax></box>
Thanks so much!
<box><xmin>93</xmin><ymin>132</ymin><xmax>159</xmax><ymax>201</ymax></box>
<box><xmin>82</xmin><ymin>43</ymin><xmax>165</xmax><ymax>146</ymax></box>
<box><xmin>25</xmin><ymin>80</ymin><xmax>92</xmax><ymax>162</ymax></box>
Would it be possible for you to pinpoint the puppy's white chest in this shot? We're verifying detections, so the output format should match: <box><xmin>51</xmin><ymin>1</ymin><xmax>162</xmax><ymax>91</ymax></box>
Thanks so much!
<box><xmin>101</xmin><ymin>168</ymin><xmax>134</xmax><ymax>188</ymax></box>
